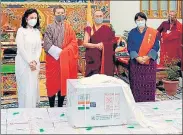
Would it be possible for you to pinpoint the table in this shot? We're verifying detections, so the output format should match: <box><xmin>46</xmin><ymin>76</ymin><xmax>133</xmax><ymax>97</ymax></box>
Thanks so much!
<box><xmin>1</xmin><ymin>100</ymin><xmax>182</xmax><ymax>134</ymax></box>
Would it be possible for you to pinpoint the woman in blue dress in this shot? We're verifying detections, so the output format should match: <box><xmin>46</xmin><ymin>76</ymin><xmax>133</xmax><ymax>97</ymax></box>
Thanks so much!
<box><xmin>127</xmin><ymin>12</ymin><xmax>160</xmax><ymax>102</ymax></box>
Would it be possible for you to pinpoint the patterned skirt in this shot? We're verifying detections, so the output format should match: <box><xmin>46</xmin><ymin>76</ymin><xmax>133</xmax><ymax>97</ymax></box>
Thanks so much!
<box><xmin>129</xmin><ymin>59</ymin><xmax>156</xmax><ymax>102</ymax></box>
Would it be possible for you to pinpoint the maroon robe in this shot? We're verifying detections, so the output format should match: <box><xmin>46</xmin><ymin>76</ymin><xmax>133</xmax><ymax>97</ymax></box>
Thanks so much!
<box><xmin>157</xmin><ymin>20</ymin><xmax>182</xmax><ymax>66</ymax></box>
<box><xmin>84</xmin><ymin>25</ymin><xmax>116</xmax><ymax>77</ymax></box>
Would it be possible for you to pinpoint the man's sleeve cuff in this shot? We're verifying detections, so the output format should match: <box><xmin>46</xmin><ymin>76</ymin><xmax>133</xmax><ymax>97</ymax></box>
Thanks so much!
<box><xmin>148</xmin><ymin>49</ymin><xmax>158</xmax><ymax>60</ymax></box>
<box><xmin>48</xmin><ymin>45</ymin><xmax>62</xmax><ymax>60</ymax></box>
<box><xmin>130</xmin><ymin>51</ymin><xmax>139</xmax><ymax>59</ymax></box>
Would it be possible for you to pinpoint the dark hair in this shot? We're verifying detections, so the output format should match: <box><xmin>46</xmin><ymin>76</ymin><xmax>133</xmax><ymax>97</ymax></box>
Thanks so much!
<box><xmin>53</xmin><ymin>5</ymin><xmax>65</xmax><ymax>14</ymax></box>
<box><xmin>134</xmin><ymin>12</ymin><xmax>147</xmax><ymax>21</ymax></box>
<box><xmin>21</xmin><ymin>8</ymin><xmax>40</xmax><ymax>29</ymax></box>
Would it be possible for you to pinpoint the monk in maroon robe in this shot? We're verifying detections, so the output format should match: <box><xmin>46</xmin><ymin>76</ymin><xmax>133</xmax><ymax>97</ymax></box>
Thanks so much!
<box><xmin>157</xmin><ymin>11</ymin><xmax>182</xmax><ymax>66</ymax></box>
<box><xmin>83</xmin><ymin>10</ymin><xmax>116</xmax><ymax>77</ymax></box>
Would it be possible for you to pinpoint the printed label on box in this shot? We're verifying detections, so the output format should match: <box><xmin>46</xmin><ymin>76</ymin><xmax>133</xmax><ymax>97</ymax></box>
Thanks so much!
<box><xmin>104</xmin><ymin>93</ymin><xmax>120</xmax><ymax>111</ymax></box>
<box><xmin>78</xmin><ymin>94</ymin><xmax>90</xmax><ymax>110</ymax></box>
<box><xmin>91</xmin><ymin>113</ymin><xmax>120</xmax><ymax>121</ymax></box>
<box><xmin>90</xmin><ymin>102</ymin><xmax>96</xmax><ymax>107</ymax></box>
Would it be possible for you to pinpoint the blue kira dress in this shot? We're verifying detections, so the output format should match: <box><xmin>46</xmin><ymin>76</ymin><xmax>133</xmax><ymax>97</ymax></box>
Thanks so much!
<box><xmin>127</xmin><ymin>27</ymin><xmax>160</xmax><ymax>102</ymax></box>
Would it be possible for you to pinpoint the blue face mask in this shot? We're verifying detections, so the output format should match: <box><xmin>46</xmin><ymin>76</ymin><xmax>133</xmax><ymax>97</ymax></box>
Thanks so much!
<box><xmin>55</xmin><ymin>15</ymin><xmax>65</xmax><ymax>22</ymax></box>
<box><xmin>136</xmin><ymin>20</ymin><xmax>146</xmax><ymax>28</ymax></box>
<box><xmin>95</xmin><ymin>17</ymin><xmax>103</xmax><ymax>24</ymax></box>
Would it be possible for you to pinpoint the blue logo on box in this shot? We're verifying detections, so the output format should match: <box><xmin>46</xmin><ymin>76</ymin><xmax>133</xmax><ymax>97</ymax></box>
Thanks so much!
<box><xmin>90</xmin><ymin>102</ymin><xmax>96</xmax><ymax>107</ymax></box>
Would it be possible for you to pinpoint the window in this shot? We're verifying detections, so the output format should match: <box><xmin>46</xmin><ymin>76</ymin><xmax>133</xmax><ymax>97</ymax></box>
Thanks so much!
<box><xmin>140</xmin><ymin>0</ymin><xmax>182</xmax><ymax>19</ymax></box>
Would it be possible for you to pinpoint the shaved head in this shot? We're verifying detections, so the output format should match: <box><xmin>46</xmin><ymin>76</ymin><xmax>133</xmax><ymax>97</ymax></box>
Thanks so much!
<box><xmin>94</xmin><ymin>10</ymin><xmax>104</xmax><ymax>19</ymax></box>
<box><xmin>94</xmin><ymin>10</ymin><xmax>103</xmax><ymax>15</ymax></box>
<box><xmin>94</xmin><ymin>10</ymin><xmax>104</xmax><ymax>24</ymax></box>
<box><xmin>169</xmin><ymin>10</ymin><xmax>177</xmax><ymax>17</ymax></box>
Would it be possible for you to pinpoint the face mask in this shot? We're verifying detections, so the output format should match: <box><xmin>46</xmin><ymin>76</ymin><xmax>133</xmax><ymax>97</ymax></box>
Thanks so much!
<box><xmin>136</xmin><ymin>20</ymin><xmax>146</xmax><ymax>28</ymax></box>
<box><xmin>55</xmin><ymin>15</ymin><xmax>65</xmax><ymax>22</ymax></box>
<box><xmin>95</xmin><ymin>17</ymin><xmax>103</xmax><ymax>24</ymax></box>
<box><xmin>28</xmin><ymin>19</ymin><xmax>37</xmax><ymax>27</ymax></box>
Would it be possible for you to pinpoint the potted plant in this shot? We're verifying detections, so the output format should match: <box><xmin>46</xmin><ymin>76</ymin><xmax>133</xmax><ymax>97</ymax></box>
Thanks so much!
<box><xmin>76</xmin><ymin>32</ymin><xmax>84</xmax><ymax>46</ymax></box>
<box><xmin>122</xmin><ymin>30</ymin><xmax>129</xmax><ymax>42</ymax></box>
<box><xmin>162</xmin><ymin>58</ymin><xmax>181</xmax><ymax>96</ymax></box>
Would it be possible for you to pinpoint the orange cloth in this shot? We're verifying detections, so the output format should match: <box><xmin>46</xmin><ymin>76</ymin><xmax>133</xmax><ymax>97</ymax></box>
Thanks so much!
<box><xmin>46</xmin><ymin>22</ymin><xmax>78</xmax><ymax>97</ymax></box>
<box><xmin>138</xmin><ymin>27</ymin><xmax>158</xmax><ymax>64</ymax></box>
<box><xmin>60</xmin><ymin>22</ymin><xmax>78</xmax><ymax>96</ymax></box>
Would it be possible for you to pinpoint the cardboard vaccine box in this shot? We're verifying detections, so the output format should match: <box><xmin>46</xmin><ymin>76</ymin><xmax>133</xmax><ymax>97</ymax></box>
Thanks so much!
<box><xmin>67</xmin><ymin>79</ymin><xmax>134</xmax><ymax>128</ymax></box>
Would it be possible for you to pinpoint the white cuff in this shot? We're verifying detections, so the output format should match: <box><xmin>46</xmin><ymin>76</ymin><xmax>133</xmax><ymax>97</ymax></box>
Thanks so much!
<box><xmin>48</xmin><ymin>45</ymin><xmax>62</xmax><ymax>60</ymax></box>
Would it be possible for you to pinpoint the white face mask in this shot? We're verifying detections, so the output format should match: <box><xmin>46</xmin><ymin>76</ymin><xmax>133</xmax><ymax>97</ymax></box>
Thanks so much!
<box><xmin>136</xmin><ymin>20</ymin><xmax>146</xmax><ymax>28</ymax></box>
<box><xmin>94</xmin><ymin>17</ymin><xmax>103</xmax><ymax>24</ymax></box>
<box><xmin>27</xmin><ymin>19</ymin><xmax>37</xmax><ymax>27</ymax></box>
